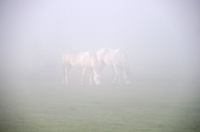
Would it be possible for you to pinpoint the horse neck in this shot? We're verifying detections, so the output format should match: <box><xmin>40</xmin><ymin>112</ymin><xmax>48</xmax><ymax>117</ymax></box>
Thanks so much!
<box><xmin>93</xmin><ymin>63</ymin><xmax>99</xmax><ymax>74</ymax></box>
<box><xmin>91</xmin><ymin>57</ymin><xmax>99</xmax><ymax>74</ymax></box>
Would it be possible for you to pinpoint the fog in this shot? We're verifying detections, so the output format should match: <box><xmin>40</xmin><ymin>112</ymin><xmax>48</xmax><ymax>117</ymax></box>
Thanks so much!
<box><xmin>0</xmin><ymin>0</ymin><xmax>199</xmax><ymax>85</ymax></box>
<box><xmin>1</xmin><ymin>1</ymin><xmax>200</xmax><ymax>131</ymax></box>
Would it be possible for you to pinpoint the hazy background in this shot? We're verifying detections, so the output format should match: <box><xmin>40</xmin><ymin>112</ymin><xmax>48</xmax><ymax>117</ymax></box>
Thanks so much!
<box><xmin>0</xmin><ymin>0</ymin><xmax>199</xmax><ymax>85</ymax></box>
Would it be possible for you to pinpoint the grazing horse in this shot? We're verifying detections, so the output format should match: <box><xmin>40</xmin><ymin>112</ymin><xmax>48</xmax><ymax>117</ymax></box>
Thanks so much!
<box><xmin>97</xmin><ymin>48</ymin><xmax>131</xmax><ymax>84</ymax></box>
<box><xmin>62</xmin><ymin>51</ymin><xmax>100</xmax><ymax>85</ymax></box>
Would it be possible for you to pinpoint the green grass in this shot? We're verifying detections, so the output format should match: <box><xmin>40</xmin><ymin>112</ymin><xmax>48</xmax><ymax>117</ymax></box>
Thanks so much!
<box><xmin>0</xmin><ymin>81</ymin><xmax>200</xmax><ymax>132</ymax></box>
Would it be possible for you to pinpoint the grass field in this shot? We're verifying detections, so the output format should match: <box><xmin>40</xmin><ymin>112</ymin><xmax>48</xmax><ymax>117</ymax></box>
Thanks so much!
<box><xmin>0</xmin><ymin>81</ymin><xmax>200</xmax><ymax>132</ymax></box>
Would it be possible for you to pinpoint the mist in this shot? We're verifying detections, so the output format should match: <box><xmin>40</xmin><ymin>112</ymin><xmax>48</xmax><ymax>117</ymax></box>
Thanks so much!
<box><xmin>0</xmin><ymin>0</ymin><xmax>200</xmax><ymax>131</ymax></box>
<box><xmin>0</xmin><ymin>0</ymin><xmax>199</xmax><ymax>84</ymax></box>
<box><xmin>0</xmin><ymin>0</ymin><xmax>199</xmax><ymax>85</ymax></box>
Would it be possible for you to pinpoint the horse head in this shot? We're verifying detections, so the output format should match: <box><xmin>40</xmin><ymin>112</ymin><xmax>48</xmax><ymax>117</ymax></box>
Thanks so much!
<box><xmin>93</xmin><ymin>71</ymin><xmax>100</xmax><ymax>85</ymax></box>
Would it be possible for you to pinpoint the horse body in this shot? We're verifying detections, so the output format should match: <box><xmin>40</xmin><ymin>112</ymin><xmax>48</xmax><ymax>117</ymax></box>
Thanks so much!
<box><xmin>97</xmin><ymin>48</ymin><xmax>131</xmax><ymax>84</ymax></box>
<box><xmin>62</xmin><ymin>51</ymin><xmax>100</xmax><ymax>85</ymax></box>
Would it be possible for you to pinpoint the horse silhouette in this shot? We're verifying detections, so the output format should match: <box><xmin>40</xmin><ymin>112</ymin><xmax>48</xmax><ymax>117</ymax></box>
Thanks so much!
<box><xmin>97</xmin><ymin>48</ymin><xmax>131</xmax><ymax>84</ymax></box>
<box><xmin>62</xmin><ymin>50</ymin><xmax>100</xmax><ymax>85</ymax></box>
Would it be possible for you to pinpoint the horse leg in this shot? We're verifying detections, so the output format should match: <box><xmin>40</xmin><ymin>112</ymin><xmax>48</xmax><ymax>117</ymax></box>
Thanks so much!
<box><xmin>62</xmin><ymin>63</ymin><xmax>65</xmax><ymax>84</ymax></box>
<box><xmin>81</xmin><ymin>67</ymin><xmax>87</xmax><ymax>85</ymax></box>
<box><xmin>65</xmin><ymin>69</ymin><xmax>69</xmax><ymax>84</ymax></box>
<box><xmin>89</xmin><ymin>69</ymin><xmax>93</xmax><ymax>85</ymax></box>
<box><xmin>62</xmin><ymin>63</ymin><xmax>69</xmax><ymax>84</ymax></box>
<box><xmin>118</xmin><ymin>67</ymin><xmax>122</xmax><ymax>84</ymax></box>
<box><xmin>112</xmin><ymin>66</ymin><xmax>119</xmax><ymax>84</ymax></box>
<box><xmin>111</xmin><ymin>66</ymin><xmax>114</xmax><ymax>82</ymax></box>
<box><xmin>63</xmin><ymin>63</ymin><xmax>71</xmax><ymax>84</ymax></box>
<box><xmin>65</xmin><ymin>65</ymin><xmax>72</xmax><ymax>84</ymax></box>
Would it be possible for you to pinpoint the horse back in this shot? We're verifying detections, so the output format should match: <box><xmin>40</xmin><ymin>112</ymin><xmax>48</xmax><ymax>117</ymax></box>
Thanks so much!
<box><xmin>62</xmin><ymin>50</ymin><xmax>97</xmax><ymax>68</ymax></box>
<box><xmin>97</xmin><ymin>48</ymin><xmax>128</xmax><ymax>67</ymax></box>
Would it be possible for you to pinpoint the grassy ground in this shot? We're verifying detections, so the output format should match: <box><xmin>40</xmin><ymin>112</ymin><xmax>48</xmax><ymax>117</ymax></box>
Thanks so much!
<box><xmin>0</xmin><ymin>81</ymin><xmax>200</xmax><ymax>132</ymax></box>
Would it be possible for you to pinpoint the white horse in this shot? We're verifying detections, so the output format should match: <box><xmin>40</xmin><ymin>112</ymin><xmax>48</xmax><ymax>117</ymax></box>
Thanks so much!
<box><xmin>97</xmin><ymin>48</ymin><xmax>131</xmax><ymax>84</ymax></box>
<box><xmin>62</xmin><ymin>51</ymin><xmax>100</xmax><ymax>85</ymax></box>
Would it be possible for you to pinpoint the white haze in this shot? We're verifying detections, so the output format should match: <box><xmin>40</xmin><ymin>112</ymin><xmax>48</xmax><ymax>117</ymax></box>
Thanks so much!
<box><xmin>0</xmin><ymin>0</ymin><xmax>199</xmax><ymax>85</ymax></box>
